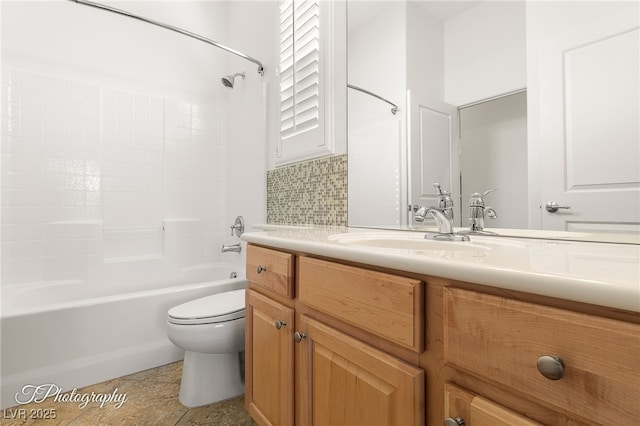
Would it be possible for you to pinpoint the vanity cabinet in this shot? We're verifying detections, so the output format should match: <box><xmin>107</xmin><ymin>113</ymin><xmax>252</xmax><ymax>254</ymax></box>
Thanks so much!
<box><xmin>443</xmin><ymin>287</ymin><xmax>640</xmax><ymax>425</ymax></box>
<box><xmin>246</xmin><ymin>290</ymin><xmax>295</xmax><ymax>426</ymax></box>
<box><xmin>246</xmin><ymin>244</ymin><xmax>295</xmax><ymax>298</ymax></box>
<box><xmin>245</xmin><ymin>245</ymin><xmax>296</xmax><ymax>426</ymax></box>
<box><xmin>296</xmin><ymin>315</ymin><xmax>424</xmax><ymax>425</ymax></box>
<box><xmin>297</xmin><ymin>256</ymin><xmax>424</xmax><ymax>353</ymax></box>
<box><xmin>245</xmin><ymin>242</ymin><xmax>640</xmax><ymax>426</ymax></box>
<box><xmin>444</xmin><ymin>383</ymin><xmax>542</xmax><ymax>426</ymax></box>
<box><xmin>245</xmin><ymin>244</ymin><xmax>425</xmax><ymax>426</ymax></box>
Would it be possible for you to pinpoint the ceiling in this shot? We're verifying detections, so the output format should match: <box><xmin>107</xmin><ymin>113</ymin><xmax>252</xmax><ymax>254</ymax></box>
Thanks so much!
<box><xmin>348</xmin><ymin>0</ymin><xmax>482</xmax><ymax>32</ymax></box>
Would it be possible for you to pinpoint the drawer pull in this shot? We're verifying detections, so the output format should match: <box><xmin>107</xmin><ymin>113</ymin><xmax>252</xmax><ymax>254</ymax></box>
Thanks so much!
<box><xmin>537</xmin><ymin>355</ymin><xmax>564</xmax><ymax>380</ymax></box>
<box><xmin>256</xmin><ymin>265</ymin><xmax>267</xmax><ymax>273</ymax></box>
<box><xmin>274</xmin><ymin>320</ymin><xmax>287</xmax><ymax>330</ymax></box>
<box><xmin>294</xmin><ymin>331</ymin><xmax>307</xmax><ymax>343</ymax></box>
<box><xmin>444</xmin><ymin>416</ymin><xmax>465</xmax><ymax>426</ymax></box>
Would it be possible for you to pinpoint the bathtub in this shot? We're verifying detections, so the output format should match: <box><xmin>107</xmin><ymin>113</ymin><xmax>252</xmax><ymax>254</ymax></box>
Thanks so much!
<box><xmin>0</xmin><ymin>263</ymin><xmax>246</xmax><ymax>409</ymax></box>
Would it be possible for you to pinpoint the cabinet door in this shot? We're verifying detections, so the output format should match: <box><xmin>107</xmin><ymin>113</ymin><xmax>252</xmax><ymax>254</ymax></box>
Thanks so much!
<box><xmin>445</xmin><ymin>383</ymin><xmax>542</xmax><ymax>426</ymax></box>
<box><xmin>246</xmin><ymin>290</ymin><xmax>295</xmax><ymax>426</ymax></box>
<box><xmin>444</xmin><ymin>287</ymin><xmax>640</xmax><ymax>424</ymax></box>
<box><xmin>296</xmin><ymin>315</ymin><xmax>424</xmax><ymax>426</ymax></box>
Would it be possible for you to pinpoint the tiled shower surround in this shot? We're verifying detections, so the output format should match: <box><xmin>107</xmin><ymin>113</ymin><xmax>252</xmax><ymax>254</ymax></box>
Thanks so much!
<box><xmin>266</xmin><ymin>154</ymin><xmax>348</xmax><ymax>226</ymax></box>
<box><xmin>1</xmin><ymin>67</ymin><xmax>230</xmax><ymax>285</ymax></box>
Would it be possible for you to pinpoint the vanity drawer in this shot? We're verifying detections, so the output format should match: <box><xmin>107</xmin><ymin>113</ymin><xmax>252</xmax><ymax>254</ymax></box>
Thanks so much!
<box><xmin>246</xmin><ymin>244</ymin><xmax>295</xmax><ymax>298</ymax></box>
<box><xmin>444</xmin><ymin>287</ymin><xmax>640</xmax><ymax>425</ymax></box>
<box><xmin>298</xmin><ymin>256</ymin><xmax>424</xmax><ymax>352</ymax></box>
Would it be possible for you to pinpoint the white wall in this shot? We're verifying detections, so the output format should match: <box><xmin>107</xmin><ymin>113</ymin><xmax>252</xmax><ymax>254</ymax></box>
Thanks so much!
<box><xmin>459</xmin><ymin>92</ymin><xmax>528</xmax><ymax>229</ymax></box>
<box><xmin>444</xmin><ymin>1</ymin><xmax>526</xmax><ymax>106</ymax></box>
<box><xmin>1</xmin><ymin>0</ymin><xmax>268</xmax><ymax>286</ymax></box>
<box><xmin>407</xmin><ymin>1</ymin><xmax>444</xmax><ymax>102</ymax></box>
<box><xmin>224</xmin><ymin>1</ymin><xmax>274</xmax><ymax>259</ymax></box>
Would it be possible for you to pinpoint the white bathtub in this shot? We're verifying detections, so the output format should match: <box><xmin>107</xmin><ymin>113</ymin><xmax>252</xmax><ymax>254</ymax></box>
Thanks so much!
<box><xmin>0</xmin><ymin>263</ymin><xmax>246</xmax><ymax>409</ymax></box>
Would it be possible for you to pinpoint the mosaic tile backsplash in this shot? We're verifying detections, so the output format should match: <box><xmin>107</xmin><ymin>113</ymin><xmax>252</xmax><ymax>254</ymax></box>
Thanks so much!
<box><xmin>267</xmin><ymin>154</ymin><xmax>347</xmax><ymax>226</ymax></box>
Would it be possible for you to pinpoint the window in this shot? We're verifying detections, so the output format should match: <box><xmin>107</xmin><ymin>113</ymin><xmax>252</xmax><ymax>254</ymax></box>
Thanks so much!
<box><xmin>277</xmin><ymin>0</ymin><xmax>337</xmax><ymax>165</ymax></box>
<box><xmin>280</xmin><ymin>0</ymin><xmax>320</xmax><ymax>139</ymax></box>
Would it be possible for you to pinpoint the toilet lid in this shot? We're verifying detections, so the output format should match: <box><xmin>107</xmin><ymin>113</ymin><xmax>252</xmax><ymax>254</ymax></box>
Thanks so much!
<box><xmin>168</xmin><ymin>289</ymin><xmax>245</xmax><ymax>325</ymax></box>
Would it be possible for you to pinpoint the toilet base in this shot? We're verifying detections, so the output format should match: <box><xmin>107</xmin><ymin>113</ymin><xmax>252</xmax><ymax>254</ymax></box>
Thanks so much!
<box><xmin>178</xmin><ymin>351</ymin><xmax>244</xmax><ymax>408</ymax></box>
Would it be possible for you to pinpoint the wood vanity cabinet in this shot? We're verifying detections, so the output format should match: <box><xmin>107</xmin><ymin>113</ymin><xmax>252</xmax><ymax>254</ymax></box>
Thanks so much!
<box><xmin>443</xmin><ymin>287</ymin><xmax>640</xmax><ymax>426</ymax></box>
<box><xmin>245</xmin><ymin>243</ymin><xmax>640</xmax><ymax>426</ymax></box>
<box><xmin>245</xmin><ymin>244</ymin><xmax>425</xmax><ymax>426</ymax></box>
<box><xmin>246</xmin><ymin>289</ymin><xmax>295</xmax><ymax>426</ymax></box>
<box><xmin>245</xmin><ymin>245</ymin><xmax>296</xmax><ymax>426</ymax></box>
<box><xmin>444</xmin><ymin>383</ymin><xmax>542</xmax><ymax>426</ymax></box>
<box><xmin>296</xmin><ymin>315</ymin><xmax>424</xmax><ymax>425</ymax></box>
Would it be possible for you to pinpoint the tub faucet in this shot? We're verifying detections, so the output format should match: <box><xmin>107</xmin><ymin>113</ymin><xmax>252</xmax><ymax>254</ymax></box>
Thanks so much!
<box><xmin>464</xmin><ymin>189</ymin><xmax>498</xmax><ymax>235</ymax></box>
<box><xmin>221</xmin><ymin>243</ymin><xmax>241</xmax><ymax>253</ymax></box>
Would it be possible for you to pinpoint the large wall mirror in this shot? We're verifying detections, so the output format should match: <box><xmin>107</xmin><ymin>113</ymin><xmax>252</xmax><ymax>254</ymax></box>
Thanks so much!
<box><xmin>347</xmin><ymin>0</ymin><xmax>639</xmax><ymax>243</ymax></box>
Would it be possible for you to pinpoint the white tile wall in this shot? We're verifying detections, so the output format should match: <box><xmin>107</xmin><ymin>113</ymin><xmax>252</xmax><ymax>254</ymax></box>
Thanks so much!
<box><xmin>1</xmin><ymin>68</ymin><xmax>233</xmax><ymax>286</ymax></box>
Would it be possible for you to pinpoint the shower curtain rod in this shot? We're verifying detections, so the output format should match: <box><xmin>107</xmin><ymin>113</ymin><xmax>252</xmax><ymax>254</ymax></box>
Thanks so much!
<box><xmin>348</xmin><ymin>84</ymin><xmax>398</xmax><ymax>115</ymax></box>
<box><xmin>70</xmin><ymin>0</ymin><xmax>265</xmax><ymax>76</ymax></box>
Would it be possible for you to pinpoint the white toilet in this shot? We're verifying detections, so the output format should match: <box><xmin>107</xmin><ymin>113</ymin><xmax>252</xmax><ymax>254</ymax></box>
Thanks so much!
<box><xmin>166</xmin><ymin>289</ymin><xmax>246</xmax><ymax>407</ymax></box>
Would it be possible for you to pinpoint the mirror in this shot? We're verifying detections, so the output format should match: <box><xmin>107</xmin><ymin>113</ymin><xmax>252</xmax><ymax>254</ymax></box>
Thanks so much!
<box><xmin>347</xmin><ymin>0</ymin><xmax>639</xmax><ymax>244</ymax></box>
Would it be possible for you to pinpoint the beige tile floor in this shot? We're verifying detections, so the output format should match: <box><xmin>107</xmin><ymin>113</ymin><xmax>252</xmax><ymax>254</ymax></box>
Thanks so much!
<box><xmin>1</xmin><ymin>361</ymin><xmax>256</xmax><ymax>426</ymax></box>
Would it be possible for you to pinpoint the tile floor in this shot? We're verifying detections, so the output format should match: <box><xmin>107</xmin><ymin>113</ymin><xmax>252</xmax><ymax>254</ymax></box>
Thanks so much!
<box><xmin>1</xmin><ymin>361</ymin><xmax>256</xmax><ymax>426</ymax></box>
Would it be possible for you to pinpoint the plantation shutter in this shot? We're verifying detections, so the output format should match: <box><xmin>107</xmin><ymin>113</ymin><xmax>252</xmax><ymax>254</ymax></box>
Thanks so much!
<box><xmin>279</xmin><ymin>0</ymin><xmax>320</xmax><ymax>140</ymax></box>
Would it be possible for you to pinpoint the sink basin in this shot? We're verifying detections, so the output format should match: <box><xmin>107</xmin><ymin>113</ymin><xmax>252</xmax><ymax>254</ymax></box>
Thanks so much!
<box><xmin>344</xmin><ymin>237</ymin><xmax>488</xmax><ymax>252</ymax></box>
<box><xmin>328</xmin><ymin>231</ymin><xmax>526</xmax><ymax>256</ymax></box>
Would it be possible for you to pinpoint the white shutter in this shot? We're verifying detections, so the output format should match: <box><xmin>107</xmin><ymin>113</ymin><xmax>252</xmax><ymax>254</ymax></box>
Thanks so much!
<box><xmin>280</xmin><ymin>0</ymin><xmax>296</xmax><ymax>137</ymax></box>
<box><xmin>276</xmin><ymin>0</ymin><xmax>343</xmax><ymax>166</ymax></box>
<box><xmin>277</xmin><ymin>0</ymin><xmax>337</xmax><ymax>165</ymax></box>
<box><xmin>280</xmin><ymin>0</ymin><xmax>320</xmax><ymax>139</ymax></box>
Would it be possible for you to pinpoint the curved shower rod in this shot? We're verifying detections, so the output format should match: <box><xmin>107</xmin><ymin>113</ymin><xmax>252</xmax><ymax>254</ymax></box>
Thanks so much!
<box><xmin>347</xmin><ymin>84</ymin><xmax>398</xmax><ymax>115</ymax></box>
<box><xmin>69</xmin><ymin>0</ymin><xmax>265</xmax><ymax>76</ymax></box>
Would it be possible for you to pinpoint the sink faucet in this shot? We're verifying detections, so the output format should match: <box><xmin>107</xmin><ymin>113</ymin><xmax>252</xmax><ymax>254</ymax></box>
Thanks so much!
<box><xmin>414</xmin><ymin>207</ymin><xmax>470</xmax><ymax>241</ymax></box>
<box><xmin>413</xmin><ymin>183</ymin><xmax>469</xmax><ymax>241</ymax></box>
<box><xmin>414</xmin><ymin>183</ymin><xmax>455</xmax><ymax>228</ymax></box>
<box><xmin>433</xmin><ymin>183</ymin><xmax>455</xmax><ymax>223</ymax></box>
<box><xmin>415</xmin><ymin>207</ymin><xmax>453</xmax><ymax>233</ymax></box>
<box><xmin>465</xmin><ymin>189</ymin><xmax>498</xmax><ymax>235</ymax></box>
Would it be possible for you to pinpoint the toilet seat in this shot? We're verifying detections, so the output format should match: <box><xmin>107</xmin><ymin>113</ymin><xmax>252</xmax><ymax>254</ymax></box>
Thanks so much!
<box><xmin>168</xmin><ymin>289</ymin><xmax>245</xmax><ymax>325</ymax></box>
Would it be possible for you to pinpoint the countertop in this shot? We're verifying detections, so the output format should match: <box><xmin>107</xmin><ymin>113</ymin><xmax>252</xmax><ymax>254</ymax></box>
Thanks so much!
<box><xmin>241</xmin><ymin>225</ymin><xmax>640</xmax><ymax>313</ymax></box>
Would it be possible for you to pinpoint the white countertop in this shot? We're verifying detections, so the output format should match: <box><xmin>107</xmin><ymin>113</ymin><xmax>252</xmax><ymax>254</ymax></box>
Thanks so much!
<box><xmin>241</xmin><ymin>225</ymin><xmax>640</xmax><ymax>313</ymax></box>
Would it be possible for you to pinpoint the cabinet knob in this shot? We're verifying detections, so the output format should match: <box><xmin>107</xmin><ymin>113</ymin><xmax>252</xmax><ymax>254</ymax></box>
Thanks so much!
<box><xmin>537</xmin><ymin>355</ymin><xmax>564</xmax><ymax>380</ymax></box>
<box><xmin>274</xmin><ymin>320</ymin><xmax>287</xmax><ymax>330</ymax></box>
<box><xmin>294</xmin><ymin>331</ymin><xmax>307</xmax><ymax>343</ymax></box>
<box><xmin>444</xmin><ymin>416</ymin><xmax>465</xmax><ymax>426</ymax></box>
<box><xmin>256</xmin><ymin>265</ymin><xmax>267</xmax><ymax>273</ymax></box>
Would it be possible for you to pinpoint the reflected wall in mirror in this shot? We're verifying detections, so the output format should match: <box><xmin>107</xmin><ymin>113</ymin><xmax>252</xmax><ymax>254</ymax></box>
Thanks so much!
<box><xmin>347</xmin><ymin>0</ymin><xmax>640</xmax><ymax>243</ymax></box>
<box><xmin>459</xmin><ymin>91</ymin><xmax>528</xmax><ymax>230</ymax></box>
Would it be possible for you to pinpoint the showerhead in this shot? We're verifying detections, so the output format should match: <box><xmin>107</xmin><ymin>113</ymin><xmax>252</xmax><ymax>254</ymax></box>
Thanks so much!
<box><xmin>221</xmin><ymin>72</ymin><xmax>245</xmax><ymax>89</ymax></box>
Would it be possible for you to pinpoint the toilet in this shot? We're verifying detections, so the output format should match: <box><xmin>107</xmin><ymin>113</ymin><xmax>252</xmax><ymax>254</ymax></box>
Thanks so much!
<box><xmin>166</xmin><ymin>289</ymin><xmax>246</xmax><ymax>407</ymax></box>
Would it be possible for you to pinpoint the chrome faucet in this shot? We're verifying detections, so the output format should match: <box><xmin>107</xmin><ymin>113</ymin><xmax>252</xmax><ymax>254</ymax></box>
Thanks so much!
<box><xmin>414</xmin><ymin>183</ymin><xmax>455</xmax><ymax>228</ymax></box>
<box><xmin>221</xmin><ymin>243</ymin><xmax>242</xmax><ymax>253</ymax></box>
<box><xmin>413</xmin><ymin>183</ymin><xmax>469</xmax><ymax>241</ymax></box>
<box><xmin>414</xmin><ymin>207</ymin><xmax>470</xmax><ymax>241</ymax></box>
<box><xmin>415</xmin><ymin>207</ymin><xmax>453</xmax><ymax>233</ymax></box>
<box><xmin>465</xmin><ymin>189</ymin><xmax>498</xmax><ymax>235</ymax></box>
<box><xmin>230</xmin><ymin>216</ymin><xmax>244</xmax><ymax>237</ymax></box>
<box><xmin>433</xmin><ymin>183</ymin><xmax>455</xmax><ymax>224</ymax></box>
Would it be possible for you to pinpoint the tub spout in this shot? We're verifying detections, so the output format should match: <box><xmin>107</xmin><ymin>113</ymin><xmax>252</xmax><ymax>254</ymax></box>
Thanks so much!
<box><xmin>221</xmin><ymin>243</ymin><xmax>241</xmax><ymax>253</ymax></box>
